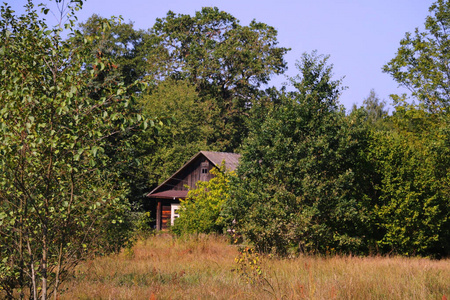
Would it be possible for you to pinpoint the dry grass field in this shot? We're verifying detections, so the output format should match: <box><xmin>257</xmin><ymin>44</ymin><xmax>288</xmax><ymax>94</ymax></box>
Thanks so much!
<box><xmin>59</xmin><ymin>234</ymin><xmax>449</xmax><ymax>300</ymax></box>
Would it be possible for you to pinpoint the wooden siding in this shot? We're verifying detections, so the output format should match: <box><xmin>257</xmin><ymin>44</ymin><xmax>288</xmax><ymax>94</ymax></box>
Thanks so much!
<box><xmin>172</xmin><ymin>157</ymin><xmax>214</xmax><ymax>191</ymax></box>
<box><xmin>161</xmin><ymin>205</ymin><xmax>171</xmax><ymax>229</ymax></box>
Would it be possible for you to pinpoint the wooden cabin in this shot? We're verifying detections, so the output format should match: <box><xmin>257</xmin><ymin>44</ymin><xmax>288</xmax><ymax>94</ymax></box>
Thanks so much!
<box><xmin>147</xmin><ymin>151</ymin><xmax>240</xmax><ymax>230</ymax></box>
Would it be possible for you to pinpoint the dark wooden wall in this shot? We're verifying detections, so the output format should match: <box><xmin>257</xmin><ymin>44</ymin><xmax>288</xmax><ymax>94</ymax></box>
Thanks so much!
<box><xmin>172</xmin><ymin>157</ymin><xmax>214</xmax><ymax>191</ymax></box>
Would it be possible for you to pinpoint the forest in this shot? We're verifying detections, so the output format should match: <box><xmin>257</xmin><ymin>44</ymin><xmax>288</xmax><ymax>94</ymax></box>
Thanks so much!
<box><xmin>0</xmin><ymin>0</ymin><xmax>449</xmax><ymax>298</ymax></box>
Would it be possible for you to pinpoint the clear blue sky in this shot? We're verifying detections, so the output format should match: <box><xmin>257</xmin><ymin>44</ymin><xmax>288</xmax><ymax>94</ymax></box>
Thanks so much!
<box><xmin>8</xmin><ymin>0</ymin><xmax>433</xmax><ymax>110</ymax></box>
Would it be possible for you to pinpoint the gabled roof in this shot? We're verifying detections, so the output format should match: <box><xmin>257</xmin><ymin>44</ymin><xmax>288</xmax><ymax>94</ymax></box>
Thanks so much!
<box><xmin>147</xmin><ymin>151</ymin><xmax>240</xmax><ymax>198</ymax></box>
<box><xmin>200</xmin><ymin>151</ymin><xmax>240</xmax><ymax>172</ymax></box>
<box><xmin>147</xmin><ymin>190</ymin><xmax>188</xmax><ymax>199</ymax></box>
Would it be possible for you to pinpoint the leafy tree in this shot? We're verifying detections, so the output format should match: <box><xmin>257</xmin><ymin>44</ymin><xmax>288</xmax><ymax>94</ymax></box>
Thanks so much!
<box><xmin>368</xmin><ymin>104</ymin><xmax>450</xmax><ymax>257</ymax></box>
<box><xmin>139</xmin><ymin>79</ymin><xmax>216</xmax><ymax>189</ymax></box>
<box><xmin>380</xmin><ymin>0</ymin><xmax>450</xmax><ymax>256</ymax></box>
<box><xmin>0</xmin><ymin>1</ymin><xmax>148</xmax><ymax>298</ymax></box>
<box><xmin>226</xmin><ymin>52</ymin><xmax>373</xmax><ymax>255</ymax></box>
<box><xmin>360</xmin><ymin>89</ymin><xmax>388</xmax><ymax>125</ymax></box>
<box><xmin>75</xmin><ymin>14</ymin><xmax>161</xmax><ymax>208</ymax></box>
<box><xmin>383</xmin><ymin>0</ymin><xmax>450</xmax><ymax>112</ymax></box>
<box><xmin>172</xmin><ymin>165</ymin><xmax>232</xmax><ymax>235</ymax></box>
<box><xmin>77</xmin><ymin>14</ymin><xmax>148</xmax><ymax>86</ymax></box>
<box><xmin>146</xmin><ymin>7</ymin><xmax>289</xmax><ymax>151</ymax></box>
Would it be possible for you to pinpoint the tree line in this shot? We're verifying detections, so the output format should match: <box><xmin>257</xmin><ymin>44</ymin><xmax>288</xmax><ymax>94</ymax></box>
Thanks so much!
<box><xmin>0</xmin><ymin>0</ymin><xmax>449</xmax><ymax>298</ymax></box>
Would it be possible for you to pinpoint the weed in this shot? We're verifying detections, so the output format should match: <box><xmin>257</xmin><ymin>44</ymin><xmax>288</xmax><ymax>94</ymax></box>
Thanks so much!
<box><xmin>233</xmin><ymin>246</ymin><xmax>264</xmax><ymax>284</ymax></box>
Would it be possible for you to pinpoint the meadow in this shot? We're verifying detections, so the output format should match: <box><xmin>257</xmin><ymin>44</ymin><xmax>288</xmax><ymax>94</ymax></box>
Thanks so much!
<box><xmin>59</xmin><ymin>234</ymin><xmax>450</xmax><ymax>300</ymax></box>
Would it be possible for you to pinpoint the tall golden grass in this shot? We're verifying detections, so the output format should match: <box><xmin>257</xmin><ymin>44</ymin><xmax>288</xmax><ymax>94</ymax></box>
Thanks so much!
<box><xmin>58</xmin><ymin>234</ymin><xmax>448</xmax><ymax>299</ymax></box>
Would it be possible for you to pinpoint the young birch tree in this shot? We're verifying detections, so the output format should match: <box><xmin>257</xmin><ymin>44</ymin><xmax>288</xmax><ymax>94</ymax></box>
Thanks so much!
<box><xmin>0</xmin><ymin>1</ymin><xmax>149</xmax><ymax>298</ymax></box>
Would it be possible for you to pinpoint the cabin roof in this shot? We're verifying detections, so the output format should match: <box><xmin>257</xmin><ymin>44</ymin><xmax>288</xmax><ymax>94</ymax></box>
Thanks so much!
<box><xmin>147</xmin><ymin>151</ymin><xmax>240</xmax><ymax>198</ymax></box>
<box><xmin>147</xmin><ymin>190</ymin><xmax>188</xmax><ymax>199</ymax></box>
<box><xmin>200</xmin><ymin>151</ymin><xmax>240</xmax><ymax>172</ymax></box>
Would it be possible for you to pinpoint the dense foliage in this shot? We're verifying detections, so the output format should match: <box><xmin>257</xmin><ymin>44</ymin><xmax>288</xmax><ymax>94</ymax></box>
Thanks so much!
<box><xmin>138</xmin><ymin>79</ymin><xmax>215</xmax><ymax>188</ymax></box>
<box><xmin>0</xmin><ymin>1</ymin><xmax>150</xmax><ymax>298</ymax></box>
<box><xmin>376</xmin><ymin>0</ymin><xmax>450</xmax><ymax>256</ymax></box>
<box><xmin>369</xmin><ymin>106</ymin><xmax>450</xmax><ymax>257</ymax></box>
<box><xmin>146</xmin><ymin>7</ymin><xmax>289</xmax><ymax>152</ymax></box>
<box><xmin>75</xmin><ymin>14</ymin><xmax>155</xmax><ymax>208</ymax></box>
<box><xmin>225</xmin><ymin>52</ymin><xmax>373</xmax><ymax>255</ymax></box>
<box><xmin>221</xmin><ymin>0</ymin><xmax>450</xmax><ymax>258</ymax></box>
<box><xmin>225</xmin><ymin>52</ymin><xmax>449</xmax><ymax>257</ymax></box>
<box><xmin>172</xmin><ymin>165</ymin><xmax>232</xmax><ymax>235</ymax></box>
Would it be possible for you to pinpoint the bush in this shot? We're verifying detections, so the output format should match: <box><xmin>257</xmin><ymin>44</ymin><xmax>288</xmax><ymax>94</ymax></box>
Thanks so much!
<box><xmin>172</xmin><ymin>165</ymin><xmax>232</xmax><ymax>235</ymax></box>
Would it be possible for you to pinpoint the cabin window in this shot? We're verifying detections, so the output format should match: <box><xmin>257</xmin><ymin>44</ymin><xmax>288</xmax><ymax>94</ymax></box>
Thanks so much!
<box><xmin>171</xmin><ymin>204</ymin><xmax>180</xmax><ymax>226</ymax></box>
<box><xmin>201</xmin><ymin>168</ymin><xmax>208</xmax><ymax>174</ymax></box>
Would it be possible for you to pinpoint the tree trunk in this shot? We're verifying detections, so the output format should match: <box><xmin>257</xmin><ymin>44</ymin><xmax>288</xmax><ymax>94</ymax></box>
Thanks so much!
<box><xmin>41</xmin><ymin>225</ymin><xmax>48</xmax><ymax>300</ymax></box>
<box><xmin>19</xmin><ymin>202</ymin><xmax>24</xmax><ymax>300</ymax></box>
<box><xmin>27</xmin><ymin>239</ymin><xmax>38</xmax><ymax>300</ymax></box>
<box><xmin>53</xmin><ymin>242</ymin><xmax>63</xmax><ymax>300</ymax></box>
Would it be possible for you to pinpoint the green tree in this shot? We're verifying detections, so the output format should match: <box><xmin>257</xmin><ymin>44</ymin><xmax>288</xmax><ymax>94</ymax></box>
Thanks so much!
<box><xmin>139</xmin><ymin>79</ymin><xmax>216</xmax><ymax>189</ymax></box>
<box><xmin>360</xmin><ymin>89</ymin><xmax>388</xmax><ymax>125</ymax></box>
<box><xmin>226</xmin><ymin>52</ymin><xmax>373</xmax><ymax>255</ymax></box>
<box><xmin>368</xmin><ymin>105</ymin><xmax>450</xmax><ymax>257</ymax></box>
<box><xmin>146</xmin><ymin>7</ymin><xmax>289</xmax><ymax>151</ymax></box>
<box><xmin>172</xmin><ymin>165</ymin><xmax>232</xmax><ymax>235</ymax></box>
<box><xmin>77</xmin><ymin>14</ymin><xmax>148</xmax><ymax>86</ymax></box>
<box><xmin>380</xmin><ymin>0</ymin><xmax>450</xmax><ymax>257</ymax></box>
<box><xmin>75</xmin><ymin>14</ymin><xmax>160</xmax><ymax>208</ymax></box>
<box><xmin>0</xmin><ymin>1</ymin><xmax>148</xmax><ymax>298</ymax></box>
<box><xmin>383</xmin><ymin>0</ymin><xmax>450</xmax><ymax>112</ymax></box>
